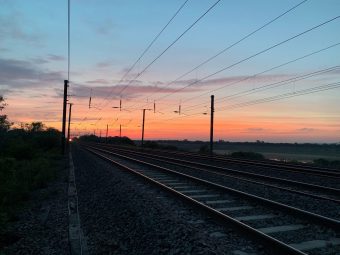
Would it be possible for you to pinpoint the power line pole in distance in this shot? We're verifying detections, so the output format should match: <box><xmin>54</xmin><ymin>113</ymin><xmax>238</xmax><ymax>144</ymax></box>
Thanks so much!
<box><xmin>210</xmin><ymin>95</ymin><xmax>214</xmax><ymax>156</ymax></box>
<box><xmin>67</xmin><ymin>102</ymin><xmax>73</xmax><ymax>147</ymax></box>
<box><xmin>61</xmin><ymin>80</ymin><xmax>68</xmax><ymax>154</ymax></box>
<box><xmin>141</xmin><ymin>109</ymin><xmax>151</xmax><ymax>147</ymax></box>
<box><xmin>106</xmin><ymin>124</ymin><xmax>108</xmax><ymax>143</ymax></box>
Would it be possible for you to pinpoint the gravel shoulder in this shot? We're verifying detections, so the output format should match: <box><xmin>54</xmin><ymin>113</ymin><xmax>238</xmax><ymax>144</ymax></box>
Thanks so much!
<box><xmin>73</xmin><ymin>144</ymin><xmax>267</xmax><ymax>255</ymax></box>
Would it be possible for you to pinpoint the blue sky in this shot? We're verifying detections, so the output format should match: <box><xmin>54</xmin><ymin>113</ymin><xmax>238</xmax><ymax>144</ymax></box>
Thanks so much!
<box><xmin>0</xmin><ymin>0</ymin><xmax>339</xmax><ymax>142</ymax></box>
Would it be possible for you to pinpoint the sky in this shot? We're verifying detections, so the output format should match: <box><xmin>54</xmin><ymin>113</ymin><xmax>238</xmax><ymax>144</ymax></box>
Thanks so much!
<box><xmin>0</xmin><ymin>0</ymin><xmax>339</xmax><ymax>143</ymax></box>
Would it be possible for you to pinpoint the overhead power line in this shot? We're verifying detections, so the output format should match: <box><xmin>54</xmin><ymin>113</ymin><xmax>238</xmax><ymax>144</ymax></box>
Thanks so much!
<box><xmin>181</xmin><ymin>42</ymin><xmax>340</xmax><ymax>108</ymax></box>
<box><xmin>95</xmin><ymin>0</ymin><xmax>191</xmax><ymax>109</ymax></box>
<box><xmin>116</xmin><ymin>0</ymin><xmax>222</xmax><ymax>97</ymax></box>
<box><xmin>217</xmin><ymin>81</ymin><xmax>340</xmax><ymax>111</ymax></box>
<box><xmin>133</xmin><ymin>0</ymin><xmax>309</xmax><ymax>103</ymax></box>
<box><xmin>76</xmin><ymin>0</ymin><xmax>191</xmax><ymax>125</ymax></box>
<box><xmin>119</xmin><ymin>0</ymin><xmax>190</xmax><ymax>83</ymax></box>
<box><xmin>82</xmin><ymin>0</ymin><xmax>222</xmax><ymax>128</ymax></box>
<box><xmin>182</xmin><ymin>63</ymin><xmax>340</xmax><ymax>112</ymax></box>
<box><xmin>154</xmin><ymin>15</ymin><xmax>340</xmax><ymax>102</ymax></box>
<box><xmin>148</xmin><ymin>81</ymin><xmax>340</xmax><ymax>125</ymax></box>
<box><xmin>220</xmin><ymin>66</ymin><xmax>339</xmax><ymax>101</ymax></box>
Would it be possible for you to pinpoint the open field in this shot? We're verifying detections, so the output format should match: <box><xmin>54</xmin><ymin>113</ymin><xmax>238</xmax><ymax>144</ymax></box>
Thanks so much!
<box><xmin>155</xmin><ymin>140</ymin><xmax>340</xmax><ymax>163</ymax></box>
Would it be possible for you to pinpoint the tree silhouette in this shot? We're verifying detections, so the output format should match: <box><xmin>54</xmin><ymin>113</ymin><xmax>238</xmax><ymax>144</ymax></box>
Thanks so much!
<box><xmin>0</xmin><ymin>96</ymin><xmax>7</xmax><ymax>112</ymax></box>
<box><xmin>26</xmin><ymin>122</ymin><xmax>45</xmax><ymax>132</ymax></box>
<box><xmin>0</xmin><ymin>96</ymin><xmax>11</xmax><ymax>132</ymax></box>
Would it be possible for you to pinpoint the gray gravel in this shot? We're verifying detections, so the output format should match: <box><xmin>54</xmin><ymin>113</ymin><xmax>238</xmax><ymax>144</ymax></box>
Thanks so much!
<box><xmin>72</xmin><ymin>144</ymin><xmax>267</xmax><ymax>255</ymax></box>
<box><xmin>89</xmin><ymin>147</ymin><xmax>340</xmax><ymax>254</ymax></box>
<box><xmin>107</xmin><ymin>148</ymin><xmax>340</xmax><ymax>221</ymax></box>
<box><xmin>1</xmin><ymin>159</ymin><xmax>70</xmax><ymax>255</ymax></box>
<box><xmin>108</xmin><ymin>146</ymin><xmax>340</xmax><ymax>189</ymax></box>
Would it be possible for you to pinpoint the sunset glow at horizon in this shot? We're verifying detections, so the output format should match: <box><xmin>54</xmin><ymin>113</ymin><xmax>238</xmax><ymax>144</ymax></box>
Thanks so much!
<box><xmin>1</xmin><ymin>0</ymin><xmax>339</xmax><ymax>143</ymax></box>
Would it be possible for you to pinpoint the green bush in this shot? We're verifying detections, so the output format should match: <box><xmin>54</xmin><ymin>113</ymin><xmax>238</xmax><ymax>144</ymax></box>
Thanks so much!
<box><xmin>313</xmin><ymin>158</ymin><xmax>340</xmax><ymax>169</ymax></box>
<box><xmin>0</xmin><ymin>125</ymin><xmax>62</xmax><ymax>236</ymax></box>
<box><xmin>5</xmin><ymin>139</ymin><xmax>35</xmax><ymax>160</ymax></box>
<box><xmin>79</xmin><ymin>135</ymin><xmax>135</xmax><ymax>146</ymax></box>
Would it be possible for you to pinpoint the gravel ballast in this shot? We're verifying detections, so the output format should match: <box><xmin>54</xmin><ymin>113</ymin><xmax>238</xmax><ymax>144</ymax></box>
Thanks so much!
<box><xmin>72</xmin><ymin>144</ymin><xmax>267</xmax><ymax>255</ymax></box>
<box><xmin>99</xmin><ymin>148</ymin><xmax>340</xmax><ymax>221</ymax></box>
<box><xmin>87</xmin><ymin>148</ymin><xmax>340</xmax><ymax>254</ymax></box>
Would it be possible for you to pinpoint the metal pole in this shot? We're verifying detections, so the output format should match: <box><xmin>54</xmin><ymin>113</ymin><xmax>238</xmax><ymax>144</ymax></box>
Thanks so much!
<box><xmin>141</xmin><ymin>109</ymin><xmax>146</xmax><ymax>147</ymax></box>
<box><xmin>210</xmin><ymin>95</ymin><xmax>214</xmax><ymax>156</ymax></box>
<box><xmin>120</xmin><ymin>124</ymin><xmax>122</xmax><ymax>138</ymax></box>
<box><xmin>67</xmin><ymin>103</ymin><xmax>72</xmax><ymax>147</ymax></box>
<box><xmin>106</xmin><ymin>124</ymin><xmax>108</xmax><ymax>143</ymax></box>
<box><xmin>61</xmin><ymin>80</ymin><xmax>68</xmax><ymax>154</ymax></box>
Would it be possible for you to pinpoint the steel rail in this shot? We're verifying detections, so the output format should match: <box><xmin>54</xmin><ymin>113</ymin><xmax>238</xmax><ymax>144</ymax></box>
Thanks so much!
<box><xmin>83</xmin><ymin>146</ymin><xmax>340</xmax><ymax>254</ymax></box>
<box><xmin>92</xmin><ymin>142</ymin><xmax>340</xmax><ymax>178</ymax></box>
<box><xmin>84</xmin><ymin>147</ymin><xmax>306</xmax><ymax>255</ymax></box>
<box><xmin>84</xmin><ymin>145</ymin><xmax>340</xmax><ymax>230</ymax></box>
<box><xmin>87</xmin><ymin>144</ymin><xmax>340</xmax><ymax>204</ymax></box>
<box><xmin>88</xmin><ymin>144</ymin><xmax>340</xmax><ymax>197</ymax></box>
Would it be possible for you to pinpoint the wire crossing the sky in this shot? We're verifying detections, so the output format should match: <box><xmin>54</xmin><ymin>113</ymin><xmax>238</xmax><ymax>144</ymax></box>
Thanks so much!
<box><xmin>94</xmin><ymin>0</ymin><xmax>191</xmax><ymax>110</ymax></box>
<box><xmin>164</xmin><ymin>66</ymin><xmax>340</xmax><ymax>115</ymax></box>
<box><xmin>217</xmin><ymin>81</ymin><xmax>340</xmax><ymax>111</ymax></box>
<box><xmin>83</xmin><ymin>0</ymin><xmax>222</xmax><ymax>126</ymax></box>
<box><xmin>73</xmin><ymin>2</ymin><xmax>339</xmax><ymax>136</ymax></box>
<box><xmin>153</xmin><ymin>15</ymin><xmax>340</xmax><ymax>103</ymax></box>
<box><xmin>147</xmin><ymin>81</ymin><xmax>340</xmax><ymax>126</ymax></box>
<box><xmin>182</xmin><ymin>60</ymin><xmax>340</xmax><ymax>111</ymax></box>
<box><xmin>76</xmin><ymin>0</ymin><xmax>191</xmax><ymax>125</ymax></box>
<box><xmin>116</xmin><ymin>0</ymin><xmax>222</xmax><ymax>96</ymax></box>
<box><xmin>119</xmin><ymin>0</ymin><xmax>190</xmax><ymax>83</ymax></box>
<box><xmin>181</xmin><ymin>42</ymin><xmax>340</xmax><ymax>105</ymax></box>
<box><xmin>132</xmin><ymin>0</ymin><xmax>309</xmax><ymax>104</ymax></box>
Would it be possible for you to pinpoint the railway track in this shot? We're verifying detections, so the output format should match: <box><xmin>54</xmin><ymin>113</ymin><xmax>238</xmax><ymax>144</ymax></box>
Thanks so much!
<box><xmin>87</xmin><ymin>142</ymin><xmax>340</xmax><ymax>178</ymax></box>
<box><xmin>82</xmin><ymin>145</ymin><xmax>340</xmax><ymax>255</ymax></box>
<box><xmin>85</xmin><ymin>143</ymin><xmax>340</xmax><ymax>204</ymax></box>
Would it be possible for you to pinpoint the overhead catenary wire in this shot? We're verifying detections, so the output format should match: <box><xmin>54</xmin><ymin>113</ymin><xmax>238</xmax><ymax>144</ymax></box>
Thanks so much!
<box><xmin>182</xmin><ymin>63</ymin><xmax>340</xmax><ymax>112</ymax></box>
<box><xmin>75</xmin><ymin>45</ymin><xmax>340</xmax><ymax>129</ymax></box>
<box><xmin>100</xmin><ymin>42</ymin><xmax>340</xmax><ymax>116</ymax></box>
<box><xmin>153</xmin><ymin>15</ymin><xmax>340</xmax><ymax>103</ymax></box>
<box><xmin>218</xmin><ymin>66</ymin><xmax>340</xmax><ymax>101</ymax></box>
<box><xmin>73</xmin><ymin>5</ymin><xmax>338</xmax><ymax>134</ymax></box>
<box><xmin>216</xmin><ymin>81</ymin><xmax>340</xmax><ymax>111</ymax></box>
<box><xmin>146</xmin><ymin>81</ymin><xmax>340</xmax><ymax>126</ymax></box>
<box><xmin>85</xmin><ymin>61</ymin><xmax>340</xmax><ymax>129</ymax></box>
<box><xmin>163</xmin><ymin>66</ymin><xmax>340</xmax><ymax>116</ymax></box>
<box><xmin>92</xmin><ymin>0</ymin><xmax>191</xmax><ymax>111</ymax></box>
<box><xmin>116</xmin><ymin>0</ymin><xmax>222</xmax><ymax>97</ymax></box>
<box><xmin>152</xmin><ymin>41</ymin><xmax>340</xmax><ymax>115</ymax></box>
<box><xmin>81</xmin><ymin>0</ymin><xmax>222</xmax><ymax>127</ymax></box>
<box><xmin>129</xmin><ymin>0</ymin><xmax>309</xmax><ymax>106</ymax></box>
<box><xmin>118</xmin><ymin>0</ymin><xmax>190</xmax><ymax>83</ymax></box>
<box><xmin>76</xmin><ymin>0</ymin><xmax>201</xmax><ymax>127</ymax></box>
<box><xmin>75</xmin><ymin>0</ymin><xmax>190</xmax><ymax>127</ymax></box>
<box><xmin>180</xmin><ymin>42</ymin><xmax>340</xmax><ymax>109</ymax></box>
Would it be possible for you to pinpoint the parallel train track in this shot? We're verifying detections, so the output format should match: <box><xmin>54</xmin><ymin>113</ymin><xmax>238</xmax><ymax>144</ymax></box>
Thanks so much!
<box><xmin>85</xmin><ymin>143</ymin><xmax>340</xmax><ymax>203</ymax></box>
<box><xmin>88</xmin><ymin>142</ymin><xmax>340</xmax><ymax>178</ymax></box>
<box><xmin>81</xmin><ymin>144</ymin><xmax>340</xmax><ymax>255</ymax></box>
